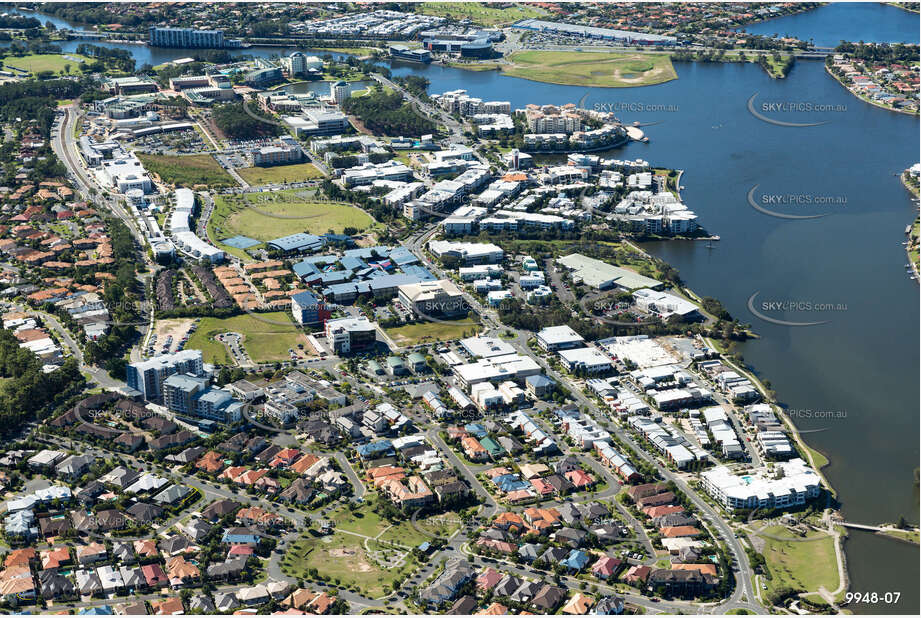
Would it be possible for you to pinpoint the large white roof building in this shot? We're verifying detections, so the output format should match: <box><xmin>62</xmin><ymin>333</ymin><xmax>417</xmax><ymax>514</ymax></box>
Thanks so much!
<box><xmin>700</xmin><ymin>459</ymin><xmax>821</xmax><ymax>511</ymax></box>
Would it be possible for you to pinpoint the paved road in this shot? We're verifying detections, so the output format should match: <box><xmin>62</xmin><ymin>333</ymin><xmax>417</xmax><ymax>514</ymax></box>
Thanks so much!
<box><xmin>397</xmin><ymin>218</ymin><xmax>764</xmax><ymax>613</ymax></box>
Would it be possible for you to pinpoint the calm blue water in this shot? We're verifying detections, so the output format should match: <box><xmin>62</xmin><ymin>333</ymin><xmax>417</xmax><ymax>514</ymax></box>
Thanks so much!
<box><xmin>391</xmin><ymin>57</ymin><xmax>919</xmax><ymax>614</ymax></box>
<box><xmin>736</xmin><ymin>2</ymin><xmax>920</xmax><ymax>45</ymax></box>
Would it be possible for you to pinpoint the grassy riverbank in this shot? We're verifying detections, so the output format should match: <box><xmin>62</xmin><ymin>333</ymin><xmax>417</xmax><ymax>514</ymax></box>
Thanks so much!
<box><xmin>671</xmin><ymin>50</ymin><xmax>794</xmax><ymax>79</ymax></box>
<box><xmin>756</xmin><ymin>525</ymin><xmax>842</xmax><ymax>605</ymax></box>
<box><xmin>879</xmin><ymin>528</ymin><xmax>920</xmax><ymax>544</ymax></box>
<box><xmin>502</xmin><ymin>50</ymin><xmax>678</xmax><ymax>88</ymax></box>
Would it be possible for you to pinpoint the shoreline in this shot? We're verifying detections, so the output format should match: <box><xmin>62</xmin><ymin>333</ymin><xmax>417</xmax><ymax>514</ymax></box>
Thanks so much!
<box><xmin>824</xmin><ymin>63</ymin><xmax>919</xmax><ymax>117</ymax></box>
<box><xmin>900</xmin><ymin>170</ymin><xmax>920</xmax><ymax>281</ymax></box>
<box><xmin>457</xmin><ymin>50</ymin><xmax>679</xmax><ymax>89</ymax></box>
<box><xmin>700</xmin><ymin>336</ymin><xmax>835</xmax><ymax>495</ymax></box>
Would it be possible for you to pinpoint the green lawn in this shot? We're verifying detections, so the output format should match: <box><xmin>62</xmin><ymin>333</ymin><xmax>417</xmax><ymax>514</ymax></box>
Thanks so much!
<box><xmin>237</xmin><ymin>162</ymin><xmax>325</xmax><ymax>186</ymax></box>
<box><xmin>136</xmin><ymin>153</ymin><xmax>235</xmax><ymax>188</ymax></box>
<box><xmin>802</xmin><ymin>442</ymin><xmax>829</xmax><ymax>470</ymax></box>
<box><xmin>281</xmin><ymin>531</ymin><xmax>418</xmax><ymax>598</ymax></box>
<box><xmin>503</xmin><ymin>50</ymin><xmax>678</xmax><ymax>88</ymax></box>
<box><xmin>448</xmin><ymin>61</ymin><xmax>503</xmax><ymax>72</ymax></box>
<box><xmin>385</xmin><ymin>318</ymin><xmax>480</xmax><ymax>346</ymax></box>
<box><xmin>184</xmin><ymin>312</ymin><xmax>307</xmax><ymax>364</ymax></box>
<box><xmin>378</xmin><ymin>514</ymin><xmax>462</xmax><ymax>547</ymax></box>
<box><xmin>209</xmin><ymin>189</ymin><xmax>376</xmax><ymax>244</ymax></box>
<box><xmin>3</xmin><ymin>53</ymin><xmax>90</xmax><ymax>76</ymax></box>
<box><xmin>760</xmin><ymin>525</ymin><xmax>840</xmax><ymax>599</ymax></box>
<box><xmin>418</xmin><ymin>2</ymin><xmax>543</xmax><ymax>25</ymax></box>
<box><xmin>717</xmin><ymin>50</ymin><xmax>794</xmax><ymax>78</ymax></box>
<box><xmin>332</xmin><ymin>505</ymin><xmax>389</xmax><ymax>539</ymax></box>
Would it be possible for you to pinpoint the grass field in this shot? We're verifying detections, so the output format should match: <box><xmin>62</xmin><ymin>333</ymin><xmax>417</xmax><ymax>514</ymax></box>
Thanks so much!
<box><xmin>281</xmin><ymin>531</ymin><xmax>417</xmax><ymax>597</ymax></box>
<box><xmin>378</xmin><ymin>514</ymin><xmax>462</xmax><ymax>547</ymax></box>
<box><xmin>332</xmin><ymin>505</ymin><xmax>389</xmax><ymax>538</ymax></box>
<box><xmin>3</xmin><ymin>53</ymin><xmax>90</xmax><ymax>76</ymax></box>
<box><xmin>210</xmin><ymin>189</ymin><xmax>376</xmax><ymax>245</ymax></box>
<box><xmin>385</xmin><ymin>318</ymin><xmax>480</xmax><ymax>346</ymax></box>
<box><xmin>136</xmin><ymin>153</ymin><xmax>235</xmax><ymax>188</ymax></box>
<box><xmin>503</xmin><ymin>50</ymin><xmax>678</xmax><ymax>88</ymax></box>
<box><xmin>236</xmin><ymin>162</ymin><xmax>325</xmax><ymax>186</ymax></box>
<box><xmin>418</xmin><ymin>2</ymin><xmax>542</xmax><ymax>25</ymax></box>
<box><xmin>760</xmin><ymin>525</ymin><xmax>840</xmax><ymax>599</ymax></box>
<box><xmin>184</xmin><ymin>312</ymin><xmax>306</xmax><ymax>364</ymax></box>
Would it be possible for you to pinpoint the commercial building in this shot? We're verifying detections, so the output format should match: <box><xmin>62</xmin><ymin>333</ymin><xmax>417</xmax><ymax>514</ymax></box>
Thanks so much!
<box><xmin>556</xmin><ymin>253</ymin><xmax>662</xmax><ymax>291</ymax></box>
<box><xmin>149</xmin><ymin>27</ymin><xmax>225</xmax><ymax>48</ymax></box>
<box><xmin>330</xmin><ymin>80</ymin><xmax>350</xmax><ymax>105</ymax></box>
<box><xmin>428</xmin><ymin>240</ymin><xmax>503</xmax><ymax>265</ymax></box>
<box><xmin>512</xmin><ymin>19</ymin><xmax>677</xmax><ymax>45</ymax></box>
<box><xmin>126</xmin><ymin>350</ymin><xmax>205</xmax><ymax>402</ymax></box>
<box><xmin>341</xmin><ymin>161</ymin><xmax>413</xmax><ymax>187</ymax></box>
<box><xmin>453</xmin><ymin>354</ymin><xmax>541</xmax><ymax>389</ymax></box>
<box><xmin>423</xmin><ymin>37</ymin><xmax>494</xmax><ymax>58</ymax></box>
<box><xmin>324</xmin><ymin>317</ymin><xmax>378</xmax><ymax>354</ymax></box>
<box><xmin>397</xmin><ymin>279</ymin><xmax>465</xmax><ymax>318</ymax></box>
<box><xmin>283</xmin><ymin>52</ymin><xmax>323</xmax><ymax>76</ymax></box>
<box><xmin>536</xmin><ymin>325</ymin><xmax>585</xmax><ymax>351</ymax></box>
<box><xmin>558</xmin><ymin>347</ymin><xmax>614</xmax><ymax>374</ymax></box>
<box><xmin>250</xmin><ymin>143</ymin><xmax>304</xmax><ymax>167</ymax></box>
<box><xmin>284</xmin><ymin>109</ymin><xmax>351</xmax><ymax>137</ymax></box>
<box><xmin>103</xmin><ymin>76</ymin><xmax>159</xmax><ymax>97</ymax></box>
<box><xmin>244</xmin><ymin>67</ymin><xmax>283</xmax><ymax>87</ymax></box>
<box><xmin>99</xmin><ymin>152</ymin><xmax>153</xmax><ymax>194</ymax></box>
<box><xmin>460</xmin><ymin>336</ymin><xmax>515</xmax><ymax>359</ymax></box>
<box><xmin>389</xmin><ymin>45</ymin><xmax>432</xmax><ymax>63</ymax></box>
<box><xmin>632</xmin><ymin>289</ymin><xmax>701</xmax><ymax>320</ymax></box>
<box><xmin>700</xmin><ymin>459</ymin><xmax>822</xmax><ymax>511</ymax></box>
<box><xmin>291</xmin><ymin>291</ymin><xmax>331</xmax><ymax>325</ymax></box>
<box><xmin>266</xmin><ymin>232</ymin><xmax>326</xmax><ymax>254</ymax></box>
